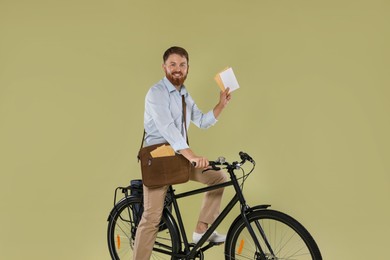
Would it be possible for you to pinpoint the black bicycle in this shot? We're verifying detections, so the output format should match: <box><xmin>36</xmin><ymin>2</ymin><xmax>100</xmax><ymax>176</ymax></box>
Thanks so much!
<box><xmin>107</xmin><ymin>152</ymin><xmax>322</xmax><ymax>259</ymax></box>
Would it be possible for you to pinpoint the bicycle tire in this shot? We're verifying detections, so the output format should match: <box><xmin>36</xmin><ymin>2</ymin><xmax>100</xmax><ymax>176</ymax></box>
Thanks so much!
<box><xmin>225</xmin><ymin>209</ymin><xmax>322</xmax><ymax>260</ymax></box>
<box><xmin>107</xmin><ymin>196</ymin><xmax>180</xmax><ymax>259</ymax></box>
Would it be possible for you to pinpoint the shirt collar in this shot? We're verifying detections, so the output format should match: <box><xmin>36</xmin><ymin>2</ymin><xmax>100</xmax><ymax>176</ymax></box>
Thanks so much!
<box><xmin>163</xmin><ymin>77</ymin><xmax>188</xmax><ymax>96</ymax></box>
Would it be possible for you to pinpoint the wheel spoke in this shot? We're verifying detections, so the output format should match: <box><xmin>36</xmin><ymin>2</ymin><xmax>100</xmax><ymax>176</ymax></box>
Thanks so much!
<box><xmin>225</xmin><ymin>210</ymin><xmax>322</xmax><ymax>260</ymax></box>
<box><xmin>107</xmin><ymin>197</ymin><xmax>179</xmax><ymax>259</ymax></box>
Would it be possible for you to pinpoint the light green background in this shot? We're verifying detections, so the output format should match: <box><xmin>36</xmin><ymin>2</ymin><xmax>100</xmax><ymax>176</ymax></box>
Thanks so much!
<box><xmin>1</xmin><ymin>0</ymin><xmax>389</xmax><ymax>259</ymax></box>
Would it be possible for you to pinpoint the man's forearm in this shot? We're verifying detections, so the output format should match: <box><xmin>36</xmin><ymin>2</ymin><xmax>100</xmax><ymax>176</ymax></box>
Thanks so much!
<box><xmin>213</xmin><ymin>103</ymin><xmax>225</xmax><ymax>119</ymax></box>
<box><xmin>179</xmin><ymin>148</ymin><xmax>195</xmax><ymax>161</ymax></box>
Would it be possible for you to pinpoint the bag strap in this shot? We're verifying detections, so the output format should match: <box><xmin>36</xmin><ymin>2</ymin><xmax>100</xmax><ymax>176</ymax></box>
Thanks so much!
<box><xmin>139</xmin><ymin>94</ymin><xmax>188</xmax><ymax>151</ymax></box>
<box><xmin>182</xmin><ymin>94</ymin><xmax>189</xmax><ymax>145</ymax></box>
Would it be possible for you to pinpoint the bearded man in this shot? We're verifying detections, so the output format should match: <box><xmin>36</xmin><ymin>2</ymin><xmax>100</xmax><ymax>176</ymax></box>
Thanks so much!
<box><xmin>133</xmin><ymin>46</ymin><xmax>231</xmax><ymax>260</ymax></box>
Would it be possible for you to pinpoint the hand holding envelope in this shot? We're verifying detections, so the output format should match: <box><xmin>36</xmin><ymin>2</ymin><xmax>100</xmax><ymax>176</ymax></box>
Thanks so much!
<box><xmin>214</xmin><ymin>67</ymin><xmax>240</xmax><ymax>93</ymax></box>
<box><xmin>150</xmin><ymin>144</ymin><xmax>176</xmax><ymax>158</ymax></box>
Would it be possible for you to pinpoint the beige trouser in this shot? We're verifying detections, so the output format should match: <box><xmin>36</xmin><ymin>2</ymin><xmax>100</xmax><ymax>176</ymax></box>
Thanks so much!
<box><xmin>133</xmin><ymin>168</ymin><xmax>228</xmax><ymax>260</ymax></box>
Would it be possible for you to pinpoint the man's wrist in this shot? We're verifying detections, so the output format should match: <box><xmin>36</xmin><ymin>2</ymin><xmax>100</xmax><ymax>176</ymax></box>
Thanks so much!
<box><xmin>179</xmin><ymin>148</ymin><xmax>195</xmax><ymax>161</ymax></box>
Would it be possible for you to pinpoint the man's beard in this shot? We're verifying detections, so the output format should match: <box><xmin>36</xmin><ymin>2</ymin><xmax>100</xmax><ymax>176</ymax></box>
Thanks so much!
<box><xmin>166</xmin><ymin>70</ymin><xmax>187</xmax><ymax>87</ymax></box>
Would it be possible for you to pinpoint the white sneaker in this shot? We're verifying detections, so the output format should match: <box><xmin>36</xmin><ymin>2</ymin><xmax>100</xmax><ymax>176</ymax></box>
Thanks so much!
<box><xmin>192</xmin><ymin>231</ymin><xmax>226</xmax><ymax>244</ymax></box>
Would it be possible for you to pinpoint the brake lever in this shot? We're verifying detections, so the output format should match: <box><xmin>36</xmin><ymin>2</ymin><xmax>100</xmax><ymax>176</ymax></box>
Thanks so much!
<box><xmin>202</xmin><ymin>161</ymin><xmax>221</xmax><ymax>173</ymax></box>
<box><xmin>202</xmin><ymin>167</ymin><xmax>221</xmax><ymax>173</ymax></box>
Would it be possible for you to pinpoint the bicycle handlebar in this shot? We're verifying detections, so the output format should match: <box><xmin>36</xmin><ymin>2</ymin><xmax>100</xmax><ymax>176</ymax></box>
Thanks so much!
<box><xmin>202</xmin><ymin>151</ymin><xmax>255</xmax><ymax>173</ymax></box>
<box><xmin>238</xmin><ymin>151</ymin><xmax>255</xmax><ymax>164</ymax></box>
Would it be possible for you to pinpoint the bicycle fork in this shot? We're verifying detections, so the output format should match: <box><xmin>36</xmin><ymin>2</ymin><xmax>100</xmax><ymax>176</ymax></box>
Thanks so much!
<box><xmin>230</xmin><ymin>169</ymin><xmax>275</xmax><ymax>260</ymax></box>
<box><xmin>239</xmin><ymin>205</ymin><xmax>276</xmax><ymax>260</ymax></box>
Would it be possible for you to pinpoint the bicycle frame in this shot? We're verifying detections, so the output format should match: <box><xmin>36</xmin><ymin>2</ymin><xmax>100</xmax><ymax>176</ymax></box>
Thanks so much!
<box><xmin>162</xmin><ymin>164</ymin><xmax>271</xmax><ymax>259</ymax></box>
<box><xmin>108</xmin><ymin>153</ymin><xmax>322</xmax><ymax>260</ymax></box>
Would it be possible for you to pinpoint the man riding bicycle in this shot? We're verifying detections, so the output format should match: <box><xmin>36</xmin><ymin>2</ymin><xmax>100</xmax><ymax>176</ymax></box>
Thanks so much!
<box><xmin>133</xmin><ymin>46</ymin><xmax>232</xmax><ymax>260</ymax></box>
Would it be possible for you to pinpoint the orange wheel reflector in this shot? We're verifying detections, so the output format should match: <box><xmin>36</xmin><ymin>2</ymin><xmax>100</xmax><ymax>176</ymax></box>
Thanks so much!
<box><xmin>237</xmin><ymin>239</ymin><xmax>244</xmax><ymax>254</ymax></box>
<box><xmin>117</xmin><ymin>235</ymin><xmax>121</xmax><ymax>250</ymax></box>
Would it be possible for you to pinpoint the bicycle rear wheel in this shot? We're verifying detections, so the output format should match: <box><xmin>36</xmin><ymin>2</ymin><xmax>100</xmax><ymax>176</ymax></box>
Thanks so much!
<box><xmin>107</xmin><ymin>196</ymin><xmax>180</xmax><ymax>259</ymax></box>
<box><xmin>225</xmin><ymin>209</ymin><xmax>322</xmax><ymax>260</ymax></box>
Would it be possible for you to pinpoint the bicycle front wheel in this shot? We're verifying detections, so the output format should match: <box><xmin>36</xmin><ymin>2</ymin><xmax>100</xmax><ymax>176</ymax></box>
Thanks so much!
<box><xmin>107</xmin><ymin>196</ymin><xmax>180</xmax><ymax>259</ymax></box>
<box><xmin>225</xmin><ymin>209</ymin><xmax>322</xmax><ymax>260</ymax></box>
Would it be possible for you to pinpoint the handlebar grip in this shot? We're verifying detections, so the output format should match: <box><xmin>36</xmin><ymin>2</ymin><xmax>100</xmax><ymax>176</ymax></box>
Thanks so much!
<box><xmin>239</xmin><ymin>151</ymin><xmax>255</xmax><ymax>163</ymax></box>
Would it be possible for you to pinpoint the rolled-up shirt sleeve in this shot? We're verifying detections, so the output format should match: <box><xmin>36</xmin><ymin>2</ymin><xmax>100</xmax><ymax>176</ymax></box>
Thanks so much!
<box><xmin>188</xmin><ymin>96</ymin><xmax>217</xmax><ymax>129</ymax></box>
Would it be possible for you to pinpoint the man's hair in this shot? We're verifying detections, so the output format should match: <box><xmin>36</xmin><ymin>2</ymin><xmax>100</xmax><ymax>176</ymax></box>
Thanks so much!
<box><xmin>163</xmin><ymin>46</ymin><xmax>189</xmax><ymax>63</ymax></box>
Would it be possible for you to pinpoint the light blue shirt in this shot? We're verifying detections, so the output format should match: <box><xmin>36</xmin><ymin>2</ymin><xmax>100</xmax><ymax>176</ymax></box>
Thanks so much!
<box><xmin>144</xmin><ymin>77</ymin><xmax>217</xmax><ymax>151</ymax></box>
